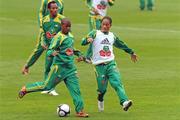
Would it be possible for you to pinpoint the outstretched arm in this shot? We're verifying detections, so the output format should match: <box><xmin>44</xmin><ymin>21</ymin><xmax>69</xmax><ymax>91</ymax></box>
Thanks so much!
<box><xmin>39</xmin><ymin>0</ymin><xmax>46</xmax><ymax>28</ymax></box>
<box><xmin>81</xmin><ymin>30</ymin><xmax>96</xmax><ymax>45</ymax></box>
<box><xmin>113</xmin><ymin>34</ymin><xmax>138</xmax><ymax>62</ymax></box>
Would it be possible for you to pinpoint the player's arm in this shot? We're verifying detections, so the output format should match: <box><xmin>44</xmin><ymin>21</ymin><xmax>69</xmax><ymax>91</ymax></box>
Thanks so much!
<box><xmin>74</xmin><ymin>48</ymin><xmax>83</xmax><ymax>57</ymax></box>
<box><xmin>73</xmin><ymin>48</ymin><xmax>86</xmax><ymax>62</ymax></box>
<box><xmin>108</xmin><ymin>0</ymin><xmax>115</xmax><ymax>6</ymax></box>
<box><xmin>81</xmin><ymin>30</ymin><xmax>96</xmax><ymax>46</ymax></box>
<box><xmin>47</xmin><ymin>35</ymin><xmax>61</xmax><ymax>57</ymax></box>
<box><xmin>40</xmin><ymin>17</ymin><xmax>49</xmax><ymax>50</ymax></box>
<box><xmin>85</xmin><ymin>0</ymin><xmax>93</xmax><ymax>9</ymax></box>
<box><xmin>58</xmin><ymin>0</ymin><xmax>64</xmax><ymax>15</ymax></box>
<box><xmin>113</xmin><ymin>34</ymin><xmax>138</xmax><ymax>62</ymax></box>
<box><xmin>39</xmin><ymin>0</ymin><xmax>46</xmax><ymax>27</ymax></box>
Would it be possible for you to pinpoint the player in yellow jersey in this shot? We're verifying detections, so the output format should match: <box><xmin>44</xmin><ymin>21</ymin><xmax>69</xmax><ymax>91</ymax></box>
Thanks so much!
<box><xmin>22</xmin><ymin>1</ymin><xmax>64</xmax><ymax>96</ymax></box>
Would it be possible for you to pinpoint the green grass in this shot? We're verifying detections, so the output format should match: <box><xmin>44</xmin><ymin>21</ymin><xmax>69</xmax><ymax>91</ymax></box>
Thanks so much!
<box><xmin>0</xmin><ymin>0</ymin><xmax>180</xmax><ymax>120</ymax></box>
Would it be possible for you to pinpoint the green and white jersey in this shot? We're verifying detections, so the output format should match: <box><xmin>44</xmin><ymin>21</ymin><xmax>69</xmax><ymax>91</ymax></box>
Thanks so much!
<box><xmin>39</xmin><ymin>0</ymin><xmax>64</xmax><ymax>27</ymax></box>
<box><xmin>85</xmin><ymin>0</ymin><xmax>115</xmax><ymax>16</ymax></box>
<box><xmin>47</xmin><ymin>32</ymin><xmax>82</xmax><ymax>66</ymax></box>
<box><xmin>82</xmin><ymin>30</ymin><xmax>134</xmax><ymax>65</ymax></box>
<box><xmin>41</xmin><ymin>14</ymin><xmax>65</xmax><ymax>45</ymax></box>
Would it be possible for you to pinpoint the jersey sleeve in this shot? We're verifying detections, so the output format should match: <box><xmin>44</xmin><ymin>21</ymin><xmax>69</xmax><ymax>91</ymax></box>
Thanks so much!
<box><xmin>58</xmin><ymin>0</ymin><xmax>64</xmax><ymax>15</ymax></box>
<box><xmin>85</xmin><ymin>0</ymin><xmax>93</xmax><ymax>9</ymax></box>
<box><xmin>39</xmin><ymin>0</ymin><xmax>46</xmax><ymax>28</ymax></box>
<box><xmin>73</xmin><ymin>48</ymin><xmax>83</xmax><ymax>57</ymax></box>
<box><xmin>40</xmin><ymin>29</ymin><xmax>47</xmax><ymax>46</ymax></box>
<box><xmin>47</xmin><ymin>34</ymin><xmax>61</xmax><ymax>56</ymax></box>
<box><xmin>113</xmin><ymin>34</ymin><xmax>134</xmax><ymax>54</ymax></box>
<box><xmin>81</xmin><ymin>30</ymin><xmax>97</xmax><ymax>46</ymax></box>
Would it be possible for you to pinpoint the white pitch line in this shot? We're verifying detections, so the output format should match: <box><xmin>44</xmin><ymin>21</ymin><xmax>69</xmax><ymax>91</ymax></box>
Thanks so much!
<box><xmin>75</xmin><ymin>24</ymin><xmax>180</xmax><ymax>33</ymax></box>
<box><xmin>1</xmin><ymin>17</ymin><xmax>180</xmax><ymax>33</ymax></box>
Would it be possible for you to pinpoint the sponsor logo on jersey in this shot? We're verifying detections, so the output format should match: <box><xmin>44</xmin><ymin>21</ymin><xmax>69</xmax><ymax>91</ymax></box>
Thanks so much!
<box><xmin>100</xmin><ymin>38</ymin><xmax>110</xmax><ymax>45</ymax></box>
<box><xmin>99</xmin><ymin>46</ymin><xmax>111</xmax><ymax>57</ymax></box>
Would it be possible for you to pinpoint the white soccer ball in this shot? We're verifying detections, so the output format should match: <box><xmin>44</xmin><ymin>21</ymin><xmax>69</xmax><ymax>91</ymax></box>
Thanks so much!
<box><xmin>57</xmin><ymin>104</ymin><xmax>70</xmax><ymax>117</ymax></box>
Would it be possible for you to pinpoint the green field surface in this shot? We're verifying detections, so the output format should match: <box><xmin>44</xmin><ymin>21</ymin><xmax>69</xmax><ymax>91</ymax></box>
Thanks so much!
<box><xmin>0</xmin><ymin>0</ymin><xmax>180</xmax><ymax>120</ymax></box>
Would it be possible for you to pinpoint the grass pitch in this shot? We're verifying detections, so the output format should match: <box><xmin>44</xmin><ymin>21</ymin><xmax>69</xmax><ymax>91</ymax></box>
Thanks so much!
<box><xmin>0</xmin><ymin>0</ymin><xmax>180</xmax><ymax>120</ymax></box>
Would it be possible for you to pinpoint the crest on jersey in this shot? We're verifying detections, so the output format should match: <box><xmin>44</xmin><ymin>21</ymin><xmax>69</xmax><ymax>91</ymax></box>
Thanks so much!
<box><xmin>65</xmin><ymin>48</ymin><xmax>74</xmax><ymax>56</ymax></box>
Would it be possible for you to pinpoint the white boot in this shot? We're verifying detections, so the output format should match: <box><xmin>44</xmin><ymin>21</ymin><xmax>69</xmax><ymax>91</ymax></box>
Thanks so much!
<box><xmin>49</xmin><ymin>90</ymin><xmax>59</xmax><ymax>96</ymax></box>
<box><xmin>41</xmin><ymin>90</ymin><xmax>50</xmax><ymax>94</ymax></box>
<box><xmin>123</xmin><ymin>100</ymin><xmax>132</xmax><ymax>111</ymax></box>
<box><xmin>98</xmin><ymin>101</ymin><xmax>104</xmax><ymax>112</ymax></box>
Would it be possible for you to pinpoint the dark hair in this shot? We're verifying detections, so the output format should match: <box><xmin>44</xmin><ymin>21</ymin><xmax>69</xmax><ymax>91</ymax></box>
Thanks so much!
<box><xmin>48</xmin><ymin>1</ymin><xmax>57</xmax><ymax>9</ymax></box>
<box><xmin>102</xmin><ymin>16</ymin><xmax>112</xmax><ymax>25</ymax></box>
<box><xmin>61</xmin><ymin>18</ymin><xmax>71</xmax><ymax>25</ymax></box>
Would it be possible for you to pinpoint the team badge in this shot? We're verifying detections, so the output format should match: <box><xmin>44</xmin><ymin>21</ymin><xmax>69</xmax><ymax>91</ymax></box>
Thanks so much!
<box><xmin>65</xmin><ymin>48</ymin><xmax>74</xmax><ymax>56</ymax></box>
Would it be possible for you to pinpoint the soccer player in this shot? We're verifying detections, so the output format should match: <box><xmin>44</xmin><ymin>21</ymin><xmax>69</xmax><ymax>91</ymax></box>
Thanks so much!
<box><xmin>81</xmin><ymin>16</ymin><xmax>138</xmax><ymax>111</ymax></box>
<box><xmin>139</xmin><ymin>0</ymin><xmax>154</xmax><ymax>11</ymax></box>
<box><xmin>22</xmin><ymin>1</ymin><xmax>65</xmax><ymax>95</ymax></box>
<box><xmin>18</xmin><ymin>18</ymin><xmax>89</xmax><ymax>117</ymax></box>
<box><xmin>39</xmin><ymin>0</ymin><xmax>64</xmax><ymax>27</ymax></box>
<box><xmin>84</xmin><ymin>0</ymin><xmax>115</xmax><ymax>61</ymax></box>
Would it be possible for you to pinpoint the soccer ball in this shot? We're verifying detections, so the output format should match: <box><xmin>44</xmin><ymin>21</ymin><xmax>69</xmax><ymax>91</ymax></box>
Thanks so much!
<box><xmin>57</xmin><ymin>104</ymin><xmax>70</xmax><ymax>117</ymax></box>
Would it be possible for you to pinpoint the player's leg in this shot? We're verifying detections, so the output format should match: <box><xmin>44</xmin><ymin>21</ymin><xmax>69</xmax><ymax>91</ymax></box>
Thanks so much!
<box><xmin>23</xmin><ymin>30</ymin><xmax>45</xmax><ymax>71</ymax></box>
<box><xmin>95</xmin><ymin>65</ymin><xmax>108</xmax><ymax>111</ymax></box>
<box><xmin>64</xmin><ymin>74</ymin><xmax>88</xmax><ymax>117</ymax></box>
<box><xmin>18</xmin><ymin>65</ymin><xmax>60</xmax><ymax>98</ymax></box>
<box><xmin>44</xmin><ymin>55</ymin><xmax>54</xmax><ymax>80</ymax></box>
<box><xmin>95</xmin><ymin>18</ymin><xmax>101</xmax><ymax>30</ymax></box>
<box><xmin>41</xmin><ymin>53</ymin><xmax>59</xmax><ymax>95</ymax></box>
<box><xmin>107</xmin><ymin>61</ymin><xmax>132</xmax><ymax>111</ymax></box>
<box><xmin>147</xmin><ymin>0</ymin><xmax>154</xmax><ymax>10</ymax></box>
<box><xmin>139</xmin><ymin>0</ymin><xmax>145</xmax><ymax>10</ymax></box>
<box><xmin>88</xmin><ymin>16</ymin><xmax>95</xmax><ymax>31</ymax></box>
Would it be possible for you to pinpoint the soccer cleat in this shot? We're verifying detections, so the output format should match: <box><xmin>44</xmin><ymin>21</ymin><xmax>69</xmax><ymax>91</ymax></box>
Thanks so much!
<box><xmin>98</xmin><ymin>100</ymin><xmax>104</xmax><ymax>112</ymax></box>
<box><xmin>123</xmin><ymin>100</ymin><xmax>132</xmax><ymax>111</ymax></box>
<box><xmin>41</xmin><ymin>90</ymin><xmax>50</xmax><ymax>94</ymax></box>
<box><xmin>18</xmin><ymin>86</ymin><xmax>27</xmax><ymax>99</ymax></box>
<box><xmin>76</xmin><ymin>111</ymin><xmax>89</xmax><ymax>118</ymax></box>
<box><xmin>84</xmin><ymin>58</ymin><xmax>92</xmax><ymax>64</ymax></box>
<box><xmin>49</xmin><ymin>90</ymin><xmax>59</xmax><ymax>96</ymax></box>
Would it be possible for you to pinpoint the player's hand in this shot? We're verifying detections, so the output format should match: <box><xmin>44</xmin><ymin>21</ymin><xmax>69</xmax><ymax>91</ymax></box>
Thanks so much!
<box><xmin>131</xmin><ymin>53</ymin><xmax>138</xmax><ymax>63</ymax></box>
<box><xmin>76</xmin><ymin>56</ymin><xmax>85</xmax><ymax>62</ymax></box>
<box><xmin>87</xmin><ymin>38</ymin><xmax>93</xmax><ymax>43</ymax></box>
<box><xmin>92</xmin><ymin>8</ymin><xmax>99</xmax><ymax>15</ymax></box>
<box><xmin>52</xmin><ymin>50</ymin><xmax>59</xmax><ymax>56</ymax></box>
<box><xmin>22</xmin><ymin>65</ymin><xmax>29</xmax><ymax>75</ymax></box>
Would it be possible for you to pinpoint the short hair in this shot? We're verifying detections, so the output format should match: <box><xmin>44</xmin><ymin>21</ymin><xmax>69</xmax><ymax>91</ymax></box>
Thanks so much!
<box><xmin>61</xmin><ymin>18</ymin><xmax>71</xmax><ymax>25</ymax></box>
<box><xmin>48</xmin><ymin>1</ymin><xmax>57</xmax><ymax>9</ymax></box>
<box><xmin>102</xmin><ymin>16</ymin><xmax>112</xmax><ymax>25</ymax></box>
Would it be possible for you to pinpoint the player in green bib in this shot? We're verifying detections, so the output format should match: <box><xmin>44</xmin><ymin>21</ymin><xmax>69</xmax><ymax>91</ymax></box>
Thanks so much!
<box><xmin>18</xmin><ymin>18</ymin><xmax>89</xmax><ymax>118</ymax></box>
<box><xmin>22</xmin><ymin>1</ymin><xmax>65</xmax><ymax>95</ymax></box>
<box><xmin>81</xmin><ymin>16</ymin><xmax>138</xmax><ymax>112</ymax></box>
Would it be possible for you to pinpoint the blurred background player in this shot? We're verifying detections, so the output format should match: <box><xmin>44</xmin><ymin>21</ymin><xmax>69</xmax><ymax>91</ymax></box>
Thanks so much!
<box><xmin>84</xmin><ymin>0</ymin><xmax>115</xmax><ymax>62</ymax></box>
<box><xmin>22</xmin><ymin>1</ymin><xmax>64</xmax><ymax>96</ymax></box>
<box><xmin>139</xmin><ymin>0</ymin><xmax>154</xmax><ymax>11</ymax></box>
<box><xmin>19</xmin><ymin>18</ymin><xmax>89</xmax><ymax>118</ymax></box>
<box><xmin>81</xmin><ymin>16</ymin><xmax>138</xmax><ymax>112</ymax></box>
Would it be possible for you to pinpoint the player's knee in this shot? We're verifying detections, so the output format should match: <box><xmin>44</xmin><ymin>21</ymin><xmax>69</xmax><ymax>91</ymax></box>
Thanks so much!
<box><xmin>97</xmin><ymin>91</ymin><xmax>106</xmax><ymax>101</ymax></box>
